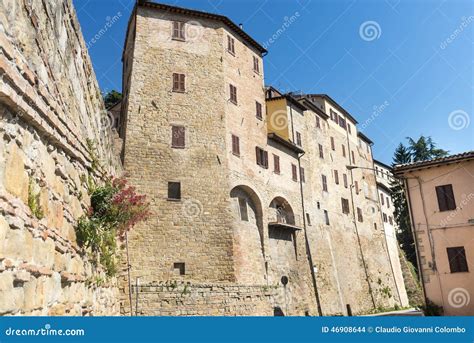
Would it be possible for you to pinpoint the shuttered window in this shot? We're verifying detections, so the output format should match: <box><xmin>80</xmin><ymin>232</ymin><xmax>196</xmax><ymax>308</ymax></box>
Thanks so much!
<box><xmin>292</xmin><ymin>164</ymin><xmax>298</xmax><ymax>182</ymax></box>
<box><xmin>354</xmin><ymin>180</ymin><xmax>359</xmax><ymax>194</ymax></box>
<box><xmin>172</xmin><ymin>73</ymin><xmax>185</xmax><ymax>92</ymax></box>
<box><xmin>253</xmin><ymin>56</ymin><xmax>260</xmax><ymax>73</ymax></box>
<box><xmin>316</xmin><ymin>116</ymin><xmax>321</xmax><ymax>129</ymax></box>
<box><xmin>168</xmin><ymin>182</ymin><xmax>181</xmax><ymax>200</ymax></box>
<box><xmin>172</xmin><ymin>21</ymin><xmax>185</xmax><ymax>40</ymax></box>
<box><xmin>324</xmin><ymin>210</ymin><xmax>330</xmax><ymax>225</ymax></box>
<box><xmin>447</xmin><ymin>247</ymin><xmax>468</xmax><ymax>273</ymax></box>
<box><xmin>342</xmin><ymin>144</ymin><xmax>346</xmax><ymax>157</ymax></box>
<box><xmin>334</xmin><ymin>170</ymin><xmax>339</xmax><ymax>185</ymax></box>
<box><xmin>232</xmin><ymin>134</ymin><xmax>240</xmax><ymax>156</ymax></box>
<box><xmin>380</xmin><ymin>194</ymin><xmax>385</xmax><ymax>205</ymax></box>
<box><xmin>321</xmin><ymin>175</ymin><xmax>328</xmax><ymax>192</ymax></box>
<box><xmin>330</xmin><ymin>137</ymin><xmax>335</xmax><ymax>151</ymax></box>
<box><xmin>255</xmin><ymin>147</ymin><xmax>268</xmax><ymax>168</ymax></box>
<box><xmin>351</xmin><ymin>151</ymin><xmax>355</xmax><ymax>164</ymax></box>
<box><xmin>229</xmin><ymin>84</ymin><xmax>237</xmax><ymax>104</ymax></box>
<box><xmin>436</xmin><ymin>184</ymin><xmax>456</xmax><ymax>211</ymax></box>
<box><xmin>296</xmin><ymin>132</ymin><xmax>302</xmax><ymax>147</ymax></box>
<box><xmin>273</xmin><ymin>154</ymin><xmax>280</xmax><ymax>174</ymax></box>
<box><xmin>171</xmin><ymin>126</ymin><xmax>185</xmax><ymax>148</ymax></box>
<box><xmin>227</xmin><ymin>35</ymin><xmax>235</xmax><ymax>54</ymax></box>
<box><xmin>256</xmin><ymin>101</ymin><xmax>262</xmax><ymax>119</ymax></box>
<box><xmin>343</xmin><ymin>174</ymin><xmax>348</xmax><ymax>188</ymax></box>
<box><xmin>319</xmin><ymin>144</ymin><xmax>324</xmax><ymax>159</ymax></box>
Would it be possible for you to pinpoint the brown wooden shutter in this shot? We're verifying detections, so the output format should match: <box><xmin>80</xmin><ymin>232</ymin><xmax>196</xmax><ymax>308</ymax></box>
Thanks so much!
<box><xmin>173</xmin><ymin>73</ymin><xmax>179</xmax><ymax>91</ymax></box>
<box><xmin>172</xmin><ymin>126</ymin><xmax>185</xmax><ymax>148</ymax></box>
<box><xmin>436</xmin><ymin>185</ymin><xmax>456</xmax><ymax>211</ymax></box>
<box><xmin>263</xmin><ymin>151</ymin><xmax>268</xmax><ymax>169</ymax></box>
<box><xmin>334</xmin><ymin>170</ymin><xmax>339</xmax><ymax>184</ymax></box>
<box><xmin>232</xmin><ymin>135</ymin><xmax>240</xmax><ymax>156</ymax></box>
<box><xmin>322</xmin><ymin>175</ymin><xmax>328</xmax><ymax>192</ymax></box>
<box><xmin>255</xmin><ymin>147</ymin><xmax>260</xmax><ymax>165</ymax></box>
<box><xmin>274</xmin><ymin>154</ymin><xmax>280</xmax><ymax>174</ymax></box>
<box><xmin>179</xmin><ymin>74</ymin><xmax>185</xmax><ymax>91</ymax></box>
<box><xmin>447</xmin><ymin>247</ymin><xmax>469</xmax><ymax>273</ymax></box>
<box><xmin>300</xmin><ymin>167</ymin><xmax>305</xmax><ymax>183</ymax></box>
<box><xmin>292</xmin><ymin>164</ymin><xmax>297</xmax><ymax>181</ymax></box>
<box><xmin>331</xmin><ymin>137</ymin><xmax>335</xmax><ymax>150</ymax></box>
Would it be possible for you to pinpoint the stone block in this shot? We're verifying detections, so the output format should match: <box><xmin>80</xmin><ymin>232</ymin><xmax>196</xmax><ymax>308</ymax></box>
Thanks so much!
<box><xmin>4</xmin><ymin>144</ymin><xmax>29</xmax><ymax>203</ymax></box>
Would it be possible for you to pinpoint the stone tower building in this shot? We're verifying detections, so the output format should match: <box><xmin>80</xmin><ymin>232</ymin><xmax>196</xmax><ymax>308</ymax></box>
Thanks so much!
<box><xmin>120</xmin><ymin>1</ymin><xmax>405</xmax><ymax>316</ymax></box>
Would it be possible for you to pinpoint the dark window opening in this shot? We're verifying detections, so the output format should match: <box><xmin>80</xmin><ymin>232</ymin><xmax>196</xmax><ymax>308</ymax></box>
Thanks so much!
<box><xmin>447</xmin><ymin>247</ymin><xmax>468</xmax><ymax>273</ymax></box>
<box><xmin>171</xmin><ymin>125</ymin><xmax>185</xmax><ymax>148</ymax></box>
<box><xmin>168</xmin><ymin>182</ymin><xmax>181</xmax><ymax>200</ymax></box>
<box><xmin>173</xmin><ymin>262</ymin><xmax>185</xmax><ymax>275</ymax></box>
<box><xmin>172</xmin><ymin>73</ymin><xmax>185</xmax><ymax>92</ymax></box>
<box><xmin>436</xmin><ymin>184</ymin><xmax>456</xmax><ymax>211</ymax></box>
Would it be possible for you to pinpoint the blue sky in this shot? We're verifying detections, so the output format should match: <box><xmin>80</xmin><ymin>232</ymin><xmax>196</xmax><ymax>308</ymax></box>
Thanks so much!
<box><xmin>74</xmin><ymin>0</ymin><xmax>473</xmax><ymax>164</ymax></box>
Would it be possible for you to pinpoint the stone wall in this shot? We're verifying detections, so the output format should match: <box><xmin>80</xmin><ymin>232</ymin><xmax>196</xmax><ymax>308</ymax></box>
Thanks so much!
<box><xmin>127</xmin><ymin>282</ymin><xmax>275</xmax><ymax>316</ymax></box>
<box><xmin>0</xmin><ymin>0</ymin><xmax>121</xmax><ymax>315</ymax></box>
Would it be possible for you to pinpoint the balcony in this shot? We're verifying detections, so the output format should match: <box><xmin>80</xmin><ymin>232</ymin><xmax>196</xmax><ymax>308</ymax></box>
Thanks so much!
<box><xmin>268</xmin><ymin>211</ymin><xmax>302</xmax><ymax>231</ymax></box>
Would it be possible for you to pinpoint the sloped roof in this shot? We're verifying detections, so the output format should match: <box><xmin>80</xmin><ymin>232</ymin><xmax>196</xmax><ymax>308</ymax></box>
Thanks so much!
<box><xmin>393</xmin><ymin>151</ymin><xmax>474</xmax><ymax>175</ymax></box>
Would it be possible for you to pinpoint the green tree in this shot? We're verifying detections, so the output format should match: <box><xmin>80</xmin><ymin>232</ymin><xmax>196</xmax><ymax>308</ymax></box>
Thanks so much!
<box><xmin>103</xmin><ymin>90</ymin><xmax>122</xmax><ymax>109</ymax></box>
<box><xmin>391</xmin><ymin>137</ymin><xmax>448</xmax><ymax>274</ymax></box>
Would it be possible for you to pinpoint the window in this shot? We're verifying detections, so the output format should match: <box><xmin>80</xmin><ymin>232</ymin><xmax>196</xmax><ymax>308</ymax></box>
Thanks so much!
<box><xmin>374</xmin><ymin>223</ymin><xmax>377</xmax><ymax>230</ymax></box>
<box><xmin>296</xmin><ymin>132</ymin><xmax>302</xmax><ymax>147</ymax></box>
<box><xmin>168</xmin><ymin>182</ymin><xmax>181</xmax><ymax>200</ymax></box>
<box><xmin>273</xmin><ymin>154</ymin><xmax>280</xmax><ymax>174</ymax></box>
<box><xmin>341</xmin><ymin>198</ymin><xmax>350</xmax><ymax>214</ymax></box>
<box><xmin>338</xmin><ymin>115</ymin><xmax>346</xmax><ymax>129</ymax></box>
<box><xmin>347</xmin><ymin>124</ymin><xmax>351</xmax><ymax>134</ymax></box>
<box><xmin>447</xmin><ymin>247</ymin><xmax>468</xmax><ymax>273</ymax></box>
<box><xmin>330</xmin><ymin>137</ymin><xmax>335</xmax><ymax>151</ymax></box>
<box><xmin>334</xmin><ymin>170</ymin><xmax>339</xmax><ymax>185</ymax></box>
<box><xmin>253</xmin><ymin>56</ymin><xmax>260</xmax><ymax>73</ymax></box>
<box><xmin>317</xmin><ymin>202</ymin><xmax>321</xmax><ymax>209</ymax></box>
<box><xmin>386</xmin><ymin>197</ymin><xmax>390</xmax><ymax>208</ymax></box>
<box><xmin>306</xmin><ymin>213</ymin><xmax>311</xmax><ymax>226</ymax></box>
<box><xmin>172</xmin><ymin>73</ymin><xmax>185</xmax><ymax>92</ymax></box>
<box><xmin>343</xmin><ymin>174</ymin><xmax>348</xmax><ymax>188</ymax></box>
<box><xmin>172</xmin><ymin>21</ymin><xmax>185</xmax><ymax>40</ymax></box>
<box><xmin>292</xmin><ymin>164</ymin><xmax>298</xmax><ymax>181</ymax></box>
<box><xmin>380</xmin><ymin>194</ymin><xmax>384</xmax><ymax>206</ymax></box>
<box><xmin>173</xmin><ymin>262</ymin><xmax>185</xmax><ymax>275</ymax></box>
<box><xmin>232</xmin><ymin>134</ymin><xmax>240</xmax><ymax>156</ymax></box>
<box><xmin>238</xmin><ymin>198</ymin><xmax>249</xmax><ymax>221</ymax></box>
<box><xmin>255</xmin><ymin>101</ymin><xmax>263</xmax><ymax>119</ymax></box>
<box><xmin>357</xmin><ymin>207</ymin><xmax>363</xmax><ymax>222</ymax></box>
<box><xmin>171</xmin><ymin>125</ymin><xmax>185</xmax><ymax>148</ymax></box>
<box><xmin>255</xmin><ymin>147</ymin><xmax>268</xmax><ymax>168</ymax></box>
<box><xmin>300</xmin><ymin>167</ymin><xmax>305</xmax><ymax>183</ymax></box>
<box><xmin>322</xmin><ymin>175</ymin><xmax>328</xmax><ymax>192</ymax></box>
<box><xmin>229</xmin><ymin>84</ymin><xmax>238</xmax><ymax>104</ymax></box>
<box><xmin>342</xmin><ymin>145</ymin><xmax>346</xmax><ymax>157</ymax></box>
<box><xmin>389</xmin><ymin>216</ymin><xmax>393</xmax><ymax>225</ymax></box>
<box><xmin>436</xmin><ymin>184</ymin><xmax>456</xmax><ymax>211</ymax></box>
<box><xmin>227</xmin><ymin>35</ymin><xmax>235</xmax><ymax>54</ymax></box>
<box><xmin>316</xmin><ymin>116</ymin><xmax>321</xmax><ymax>129</ymax></box>
<box><xmin>354</xmin><ymin>181</ymin><xmax>359</xmax><ymax>195</ymax></box>
<box><xmin>383</xmin><ymin>213</ymin><xmax>388</xmax><ymax>223</ymax></box>
<box><xmin>319</xmin><ymin>144</ymin><xmax>324</xmax><ymax>159</ymax></box>
<box><xmin>324</xmin><ymin>210</ymin><xmax>330</xmax><ymax>225</ymax></box>
<box><xmin>351</xmin><ymin>151</ymin><xmax>355</xmax><ymax>164</ymax></box>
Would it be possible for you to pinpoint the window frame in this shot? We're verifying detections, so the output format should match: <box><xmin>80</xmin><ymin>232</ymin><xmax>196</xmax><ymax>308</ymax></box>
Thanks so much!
<box><xmin>227</xmin><ymin>35</ymin><xmax>235</xmax><ymax>55</ymax></box>
<box><xmin>172</xmin><ymin>73</ymin><xmax>186</xmax><ymax>92</ymax></box>
<box><xmin>231</xmin><ymin>134</ymin><xmax>240</xmax><ymax>156</ymax></box>
<box><xmin>172</xmin><ymin>21</ymin><xmax>186</xmax><ymax>41</ymax></box>
<box><xmin>167</xmin><ymin>181</ymin><xmax>181</xmax><ymax>201</ymax></box>
<box><xmin>229</xmin><ymin>84</ymin><xmax>238</xmax><ymax>104</ymax></box>
<box><xmin>171</xmin><ymin>125</ymin><xmax>185</xmax><ymax>148</ymax></box>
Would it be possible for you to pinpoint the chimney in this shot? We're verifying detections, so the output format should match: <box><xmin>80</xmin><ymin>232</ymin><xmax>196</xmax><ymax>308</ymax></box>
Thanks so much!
<box><xmin>239</xmin><ymin>23</ymin><xmax>243</xmax><ymax>30</ymax></box>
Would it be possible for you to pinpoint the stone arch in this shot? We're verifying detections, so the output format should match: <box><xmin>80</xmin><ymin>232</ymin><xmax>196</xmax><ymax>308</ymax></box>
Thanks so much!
<box><xmin>230</xmin><ymin>185</ymin><xmax>266</xmax><ymax>284</ymax></box>
<box><xmin>269</xmin><ymin>196</ymin><xmax>296</xmax><ymax>225</ymax></box>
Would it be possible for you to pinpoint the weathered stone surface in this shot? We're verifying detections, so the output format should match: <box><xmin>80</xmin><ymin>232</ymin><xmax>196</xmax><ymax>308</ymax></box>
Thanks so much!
<box><xmin>4</xmin><ymin>144</ymin><xmax>28</xmax><ymax>203</ymax></box>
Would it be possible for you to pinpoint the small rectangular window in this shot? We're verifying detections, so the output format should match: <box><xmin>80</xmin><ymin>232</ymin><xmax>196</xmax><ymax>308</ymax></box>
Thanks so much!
<box><xmin>227</xmin><ymin>35</ymin><xmax>235</xmax><ymax>54</ymax></box>
<box><xmin>256</xmin><ymin>147</ymin><xmax>268</xmax><ymax>168</ymax></box>
<box><xmin>383</xmin><ymin>213</ymin><xmax>388</xmax><ymax>223</ymax></box>
<box><xmin>334</xmin><ymin>170</ymin><xmax>339</xmax><ymax>185</ymax></box>
<box><xmin>168</xmin><ymin>182</ymin><xmax>181</xmax><ymax>200</ymax></box>
<box><xmin>296</xmin><ymin>132</ymin><xmax>302</xmax><ymax>147</ymax></box>
<box><xmin>351</xmin><ymin>151</ymin><xmax>355</xmax><ymax>164</ymax></box>
<box><xmin>354</xmin><ymin>180</ymin><xmax>359</xmax><ymax>195</ymax></box>
<box><xmin>330</xmin><ymin>137</ymin><xmax>335</xmax><ymax>151</ymax></box>
<box><xmin>229</xmin><ymin>84</ymin><xmax>238</xmax><ymax>104</ymax></box>
<box><xmin>171</xmin><ymin>125</ymin><xmax>185</xmax><ymax>148</ymax></box>
<box><xmin>341</xmin><ymin>198</ymin><xmax>350</xmax><ymax>214</ymax></box>
<box><xmin>232</xmin><ymin>134</ymin><xmax>240</xmax><ymax>156</ymax></box>
<box><xmin>316</xmin><ymin>116</ymin><xmax>321</xmax><ymax>129</ymax></box>
<box><xmin>348</xmin><ymin>124</ymin><xmax>351</xmax><ymax>134</ymax></box>
<box><xmin>273</xmin><ymin>154</ymin><xmax>280</xmax><ymax>174</ymax></box>
<box><xmin>292</xmin><ymin>164</ymin><xmax>298</xmax><ymax>182</ymax></box>
<box><xmin>386</xmin><ymin>197</ymin><xmax>390</xmax><ymax>208</ymax></box>
<box><xmin>447</xmin><ymin>247</ymin><xmax>468</xmax><ymax>273</ymax></box>
<box><xmin>324</xmin><ymin>210</ymin><xmax>330</xmax><ymax>225</ymax></box>
<box><xmin>389</xmin><ymin>216</ymin><xmax>393</xmax><ymax>225</ymax></box>
<box><xmin>300</xmin><ymin>167</ymin><xmax>305</xmax><ymax>183</ymax></box>
<box><xmin>172</xmin><ymin>21</ymin><xmax>185</xmax><ymax>41</ymax></box>
<box><xmin>357</xmin><ymin>207</ymin><xmax>363</xmax><ymax>222</ymax></box>
<box><xmin>253</xmin><ymin>56</ymin><xmax>260</xmax><ymax>73</ymax></box>
<box><xmin>319</xmin><ymin>144</ymin><xmax>324</xmax><ymax>159</ymax></box>
<box><xmin>256</xmin><ymin>101</ymin><xmax>262</xmax><ymax>119</ymax></box>
<box><xmin>380</xmin><ymin>194</ymin><xmax>385</xmax><ymax>205</ymax></box>
<box><xmin>342</xmin><ymin>144</ymin><xmax>346</xmax><ymax>157</ymax></box>
<box><xmin>436</xmin><ymin>184</ymin><xmax>456</xmax><ymax>211</ymax></box>
<box><xmin>173</xmin><ymin>262</ymin><xmax>185</xmax><ymax>275</ymax></box>
<box><xmin>238</xmin><ymin>198</ymin><xmax>249</xmax><ymax>221</ymax></box>
<box><xmin>343</xmin><ymin>174</ymin><xmax>348</xmax><ymax>188</ymax></box>
<box><xmin>306</xmin><ymin>213</ymin><xmax>311</xmax><ymax>226</ymax></box>
<box><xmin>322</xmin><ymin>175</ymin><xmax>328</xmax><ymax>192</ymax></box>
<box><xmin>172</xmin><ymin>73</ymin><xmax>185</xmax><ymax>92</ymax></box>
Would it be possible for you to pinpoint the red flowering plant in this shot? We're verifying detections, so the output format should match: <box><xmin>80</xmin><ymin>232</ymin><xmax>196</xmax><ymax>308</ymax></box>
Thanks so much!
<box><xmin>76</xmin><ymin>175</ymin><xmax>149</xmax><ymax>276</ymax></box>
